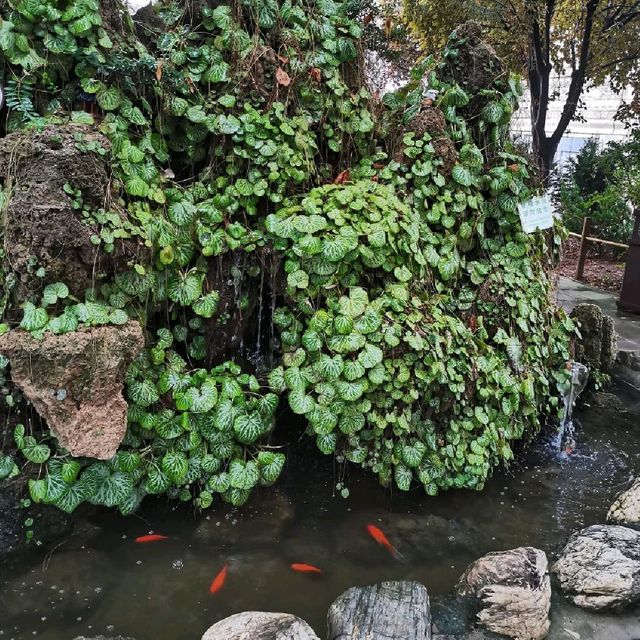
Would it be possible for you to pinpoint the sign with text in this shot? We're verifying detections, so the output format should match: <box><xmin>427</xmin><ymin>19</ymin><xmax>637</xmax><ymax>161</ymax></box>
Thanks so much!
<box><xmin>517</xmin><ymin>195</ymin><xmax>554</xmax><ymax>233</ymax></box>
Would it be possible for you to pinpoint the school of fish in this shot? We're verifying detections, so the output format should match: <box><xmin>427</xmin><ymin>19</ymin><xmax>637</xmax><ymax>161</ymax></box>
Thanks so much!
<box><xmin>134</xmin><ymin>523</ymin><xmax>399</xmax><ymax>595</ymax></box>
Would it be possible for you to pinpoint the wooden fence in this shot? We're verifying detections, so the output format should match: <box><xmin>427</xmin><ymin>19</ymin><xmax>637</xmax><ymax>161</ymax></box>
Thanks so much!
<box><xmin>569</xmin><ymin>216</ymin><xmax>629</xmax><ymax>280</ymax></box>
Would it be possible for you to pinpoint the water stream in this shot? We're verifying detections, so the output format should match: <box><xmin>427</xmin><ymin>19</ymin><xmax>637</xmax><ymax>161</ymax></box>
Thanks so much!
<box><xmin>1</xmin><ymin>403</ymin><xmax>639</xmax><ymax>640</ymax></box>
<box><xmin>554</xmin><ymin>361</ymin><xmax>590</xmax><ymax>453</ymax></box>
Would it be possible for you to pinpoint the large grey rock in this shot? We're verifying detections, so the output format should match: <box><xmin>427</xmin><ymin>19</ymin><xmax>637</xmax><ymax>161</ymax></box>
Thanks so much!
<box><xmin>0</xmin><ymin>322</ymin><xmax>144</xmax><ymax>459</ymax></box>
<box><xmin>201</xmin><ymin>612</ymin><xmax>319</xmax><ymax>640</ymax></box>
<box><xmin>455</xmin><ymin>547</ymin><xmax>551</xmax><ymax>640</ymax></box>
<box><xmin>607</xmin><ymin>478</ymin><xmax>640</xmax><ymax>525</ymax></box>
<box><xmin>552</xmin><ymin>524</ymin><xmax>640</xmax><ymax>611</ymax></box>
<box><xmin>327</xmin><ymin>581</ymin><xmax>431</xmax><ymax>640</ymax></box>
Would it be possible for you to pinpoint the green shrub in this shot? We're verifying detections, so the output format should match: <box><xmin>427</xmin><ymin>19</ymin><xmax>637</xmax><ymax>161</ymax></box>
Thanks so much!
<box><xmin>555</xmin><ymin>136</ymin><xmax>639</xmax><ymax>243</ymax></box>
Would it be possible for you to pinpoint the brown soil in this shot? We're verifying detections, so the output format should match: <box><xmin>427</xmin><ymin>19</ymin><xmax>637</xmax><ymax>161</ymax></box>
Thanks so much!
<box><xmin>556</xmin><ymin>236</ymin><xmax>626</xmax><ymax>295</ymax></box>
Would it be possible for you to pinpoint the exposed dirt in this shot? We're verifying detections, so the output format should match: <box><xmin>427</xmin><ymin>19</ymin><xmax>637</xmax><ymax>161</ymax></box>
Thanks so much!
<box><xmin>556</xmin><ymin>236</ymin><xmax>626</xmax><ymax>295</ymax></box>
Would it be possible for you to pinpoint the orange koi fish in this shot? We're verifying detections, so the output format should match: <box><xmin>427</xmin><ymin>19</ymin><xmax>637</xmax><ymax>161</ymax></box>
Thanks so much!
<box><xmin>209</xmin><ymin>564</ymin><xmax>229</xmax><ymax>594</ymax></box>
<box><xmin>135</xmin><ymin>534</ymin><xmax>168</xmax><ymax>543</ymax></box>
<box><xmin>366</xmin><ymin>524</ymin><xmax>401</xmax><ymax>558</ymax></box>
<box><xmin>291</xmin><ymin>563</ymin><xmax>323</xmax><ymax>574</ymax></box>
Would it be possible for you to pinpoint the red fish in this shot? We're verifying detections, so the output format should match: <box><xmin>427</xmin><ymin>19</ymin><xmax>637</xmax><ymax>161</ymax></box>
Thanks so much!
<box><xmin>291</xmin><ymin>563</ymin><xmax>323</xmax><ymax>574</ymax></box>
<box><xmin>209</xmin><ymin>564</ymin><xmax>229</xmax><ymax>594</ymax></box>
<box><xmin>366</xmin><ymin>524</ymin><xmax>401</xmax><ymax>558</ymax></box>
<box><xmin>135</xmin><ymin>534</ymin><xmax>168</xmax><ymax>543</ymax></box>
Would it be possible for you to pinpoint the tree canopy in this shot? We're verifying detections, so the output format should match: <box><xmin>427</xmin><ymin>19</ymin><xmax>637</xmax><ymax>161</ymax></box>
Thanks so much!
<box><xmin>404</xmin><ymin>0</ymin><xmax>640</xmax><ymax>177</ymax></box>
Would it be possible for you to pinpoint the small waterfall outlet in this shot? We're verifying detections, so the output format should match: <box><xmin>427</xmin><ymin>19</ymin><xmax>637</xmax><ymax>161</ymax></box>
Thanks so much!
<box><xmin>555</xmin><ymin>362</ymin><xmax>589</xmax><ymax>453</ymax></box>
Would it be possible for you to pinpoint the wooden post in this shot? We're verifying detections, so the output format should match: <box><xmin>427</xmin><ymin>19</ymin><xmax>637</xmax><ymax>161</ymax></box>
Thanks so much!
<box><xmin>575</xmin><ymin>216</ymin><xmax>591</xmax><ymax>281</ymax></box>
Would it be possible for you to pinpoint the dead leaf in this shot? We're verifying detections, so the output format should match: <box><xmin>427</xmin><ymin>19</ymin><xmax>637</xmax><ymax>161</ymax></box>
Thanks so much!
<box><xmin>373</xmin><ymin>162</ymin><xmax>386</xmax><ymax>169</ymax></box>
<box><xmin>309</xmin><ymin>67</ymin><xmax>322</xmax><ymax>82</ymax></box>
<box><xmin>155</xmin><ymin>61</ymin><xmax>163</xmax><ymax>82</ymax></box>
<box><xmin>384</xmin><ymin>17</ymin><xmax>393</xmax><ymax>37</ymax></box>
<box><xmin>508</xmin><ymin>164</ymin><xmax>520</xmax><ymax>173</ymax></box>
<box><xmin>333</xmin><ymin>169</ymin><xmax>350</xmax><ymax>185</ymax></box>
<box><xmin>275</xmin><ymin>67</ymin><xmax>291</xmax><ymax>87</ymax></box>
<box><xmin>277</xmin><ymin>54</ymin><xmax>289</xmax><ymax>64</ymax></box>
<box><xmin>363</xmin><ymin>11</ymin><xmax>373</xmax><ymax>25</ymax></box>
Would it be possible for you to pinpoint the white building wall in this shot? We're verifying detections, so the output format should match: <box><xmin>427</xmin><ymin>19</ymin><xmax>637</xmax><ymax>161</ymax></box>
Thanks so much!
<box><xmin>511</xmin><ymin>74</ymin><xmax>634</xmax><ymax>167</ymax></box>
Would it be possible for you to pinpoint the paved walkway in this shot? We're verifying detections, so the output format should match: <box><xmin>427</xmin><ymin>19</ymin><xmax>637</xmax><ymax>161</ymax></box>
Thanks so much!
<box><xmin>555</xmin><ymin>276</ymin><xmax>640</xmax><ymax>353</ymax></box>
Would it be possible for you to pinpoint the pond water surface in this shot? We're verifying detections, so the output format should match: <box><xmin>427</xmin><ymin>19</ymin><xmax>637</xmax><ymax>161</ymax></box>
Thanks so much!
<box><xmin>1</xmin><ymin>402</ymin><xmax>639</xmax><ymax>640</ymax></box>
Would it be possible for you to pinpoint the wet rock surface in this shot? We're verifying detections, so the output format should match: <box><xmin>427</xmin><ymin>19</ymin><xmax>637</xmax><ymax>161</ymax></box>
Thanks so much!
<box><xmin>455</xmin><ymin>547</ymin><xmax>551</xmax><ymax>640</ymax></box>
<box><xmin>608</xmin><ymin>478</ymin><xmax>640</xmax><ymax>525</ymax></box>
<box><xmin>0</xmin><ymin>480</ymin><xmax>73</xmax><ymax>557</ymax></box>
<box><xmin>0</xmin><ymin>322</ymin><xmax>144</xmax><ymax>459</ymax></box>
<box><xmin>570</xmin><ymin>304</ymin><xmax>617</xmax><ymax>373</ymax></box>
<box><xmin>0</xmin><ymin>125</ymin><xmax>147</xmax><ymax>300</ymax></box>
<box><xmin>552</xmin><ymin>524</ymin><xmax>640</xmax><ymax>611</ymax></box>
<box><xmin>201</xmin><ymin>611</ymin><xmax>320</xmax><ymax>640</ymax></box>
<box><xmin>327</xmin><ymin>581</ymin><xmax>431</xmax><ymax>640</ymax></box>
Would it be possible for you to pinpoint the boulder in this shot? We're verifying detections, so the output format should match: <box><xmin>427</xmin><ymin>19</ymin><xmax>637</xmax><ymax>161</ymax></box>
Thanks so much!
<box><xmin>201</xmin><ymin>612</ymin><xmax>320</xmax><ymax>640</ymax></box>
<box><xmin>552</xmin><ymin>524</ymin><xmax>640</xmax><ymax>611</ymax></box>
<box><xmin>327</xmin><ymin>581</ymin><xmax>431</xmax><ymax>640</ymax></box>
<box><xmin>0</xmin><ymin>322</ymin><xmax>144</xmax><ymax>459</ymax></box>
<box><xmin>608</xmin><ymin>478</ymin><xmax>640</xmax><ymax>525</ymax></box>
<box><xmin>0</xmin><ymin>125</ymin><xmax>147</xmax><ymax>300</ymax></box>
<box><xmin>569</xmin><ymin>304</ymin><xmax>617</xmax><ymax>373</ymax></box>
<box><xmin>455</xmin><ymin>547</ymin><xmax>551</xmax><ymax>640</ymax></box>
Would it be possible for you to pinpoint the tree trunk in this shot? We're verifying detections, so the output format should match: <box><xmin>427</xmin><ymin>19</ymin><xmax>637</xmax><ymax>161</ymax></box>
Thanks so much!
<box><xmin>532</xmin><ymin>135</ymin><xmax>559</xmax><ymax>186</ymax></box>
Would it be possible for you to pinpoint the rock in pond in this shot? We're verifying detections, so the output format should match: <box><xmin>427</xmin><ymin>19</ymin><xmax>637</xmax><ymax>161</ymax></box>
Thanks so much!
<box><xmin>0</xmin><ymin>322</ymin><xmax>144</xmax><ymax>459</ymax></box>
<box><xmin>552</xmin><ymin>524</ymin><xmax>640</xmax><ymax>611</ymax></box>
<box><xmin>327</xmin><ymin>581</ymin><xmax>431</xmax><ymax>640</ymax></box>
<box><xmin>201</xmin><ymin>611</ymin><xmax>320</xmax><ymax>640</ymax></box>
<box><xmin>455</xmin><ymin>547</ymin><xmax>551</xmax><ymax>640</ymax></box>
<box><xmin>607</xmin><ymin>478</ymin><xmax>640</xmax><ymax>525</ymax></box>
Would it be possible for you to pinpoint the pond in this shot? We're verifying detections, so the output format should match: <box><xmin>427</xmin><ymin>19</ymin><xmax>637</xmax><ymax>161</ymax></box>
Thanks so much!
<box><xmin>1</xmin><ymin>401</ymin><xmax>639</xmax><ymax>640</ymax></box>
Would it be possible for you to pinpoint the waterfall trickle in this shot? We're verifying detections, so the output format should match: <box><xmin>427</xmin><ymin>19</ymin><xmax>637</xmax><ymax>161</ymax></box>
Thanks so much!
<box><xmin>554</xmin><ymin>362</ymin><xmax>589</xmax><ymax>453</ymax></box>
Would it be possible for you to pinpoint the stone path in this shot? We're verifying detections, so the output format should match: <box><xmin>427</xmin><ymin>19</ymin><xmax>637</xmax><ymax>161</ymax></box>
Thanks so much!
<box><xmin>556</xmin><ymin>276</ymin><xmax>640</xmax><ymax>353</ymax></box>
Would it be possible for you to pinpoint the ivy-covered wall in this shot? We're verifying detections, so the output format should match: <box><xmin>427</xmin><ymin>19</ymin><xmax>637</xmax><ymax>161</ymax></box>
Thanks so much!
<box><xmin>0</xmin><ymin>0</ymin><xmax>575</xmax><ymax>514</ymax></box>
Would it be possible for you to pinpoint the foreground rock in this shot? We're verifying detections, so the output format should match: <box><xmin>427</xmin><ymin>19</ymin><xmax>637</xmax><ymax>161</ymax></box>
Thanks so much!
<box><xmin>201</xmin><ymin>612</ymin><xmax>319</xmax><ymax>640</ymax></box>
<box><xmin>552</xmin><ymin>524</ymin><xmax>640</xmax><ymax>611</ymax></box>
<box><xmin>455</xmin><ymin>547</ymin><xmax>551</xmax><ymax>640</ymax></box>
<box><xmin>0</xmin><ymin>322</ymin><xmax>144</xmax><ymax>459</ymax></box>
<box><xmin>327</xmin><ymin>581</ymin><xmax>431</xmax><ymax>640</ymax></box>
<box><xmin>607</xmin><ymin>478</ymin><xmax>640</xmax><ymax>525</ymax></box>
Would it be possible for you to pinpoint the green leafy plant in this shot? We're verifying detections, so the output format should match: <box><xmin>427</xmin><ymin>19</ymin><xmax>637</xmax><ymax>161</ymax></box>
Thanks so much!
<box><xmin>0</xmin><ymin>1</ymin><xmax>575</xmax><ymax>513</ymax></box>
